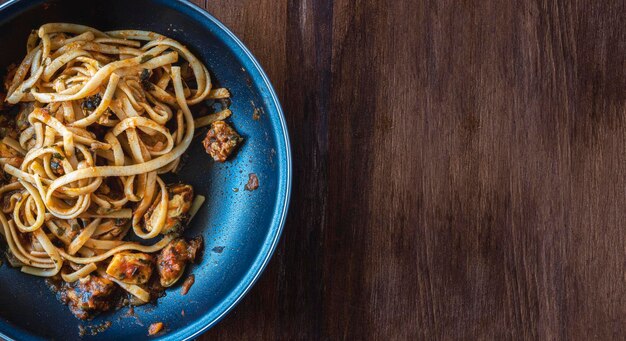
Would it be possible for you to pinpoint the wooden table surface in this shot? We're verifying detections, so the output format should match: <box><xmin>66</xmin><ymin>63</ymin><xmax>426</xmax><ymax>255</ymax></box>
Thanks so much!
<box><xmin>191</xmin><ymin>1</ymin><xmax>626</xmax><ymax>340</ymax></box>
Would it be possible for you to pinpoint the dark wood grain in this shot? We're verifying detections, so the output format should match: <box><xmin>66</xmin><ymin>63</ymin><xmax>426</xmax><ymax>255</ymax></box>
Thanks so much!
<box><xmin>190</xmin><ymin>1</ymin><xmax>626</xmax><ymax>340</ymax></box>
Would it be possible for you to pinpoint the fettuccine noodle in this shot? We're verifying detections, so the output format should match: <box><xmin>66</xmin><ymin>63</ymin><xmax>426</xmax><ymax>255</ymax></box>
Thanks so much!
<box><xmin>0</xmin><ymin>23</ymin><xmax>229</xmax><ymax>304</ymax></box>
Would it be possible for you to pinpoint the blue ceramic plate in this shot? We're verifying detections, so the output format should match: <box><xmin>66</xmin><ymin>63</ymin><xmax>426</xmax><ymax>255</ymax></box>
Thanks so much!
<box><xmin>0</xmin><ymin>0</ymin><xmax>291</xmax><ymax>340</ymax></box>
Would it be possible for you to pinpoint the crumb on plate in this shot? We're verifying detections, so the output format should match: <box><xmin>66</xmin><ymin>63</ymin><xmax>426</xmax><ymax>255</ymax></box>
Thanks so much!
<box><xmin>244</xmin><ymin>173</ymin><xmax>259</xmax><ymax>191</ymax></box>
<box><xmin>148</xmin><ymin>322</ymin><xmax>164</xmax><ymax>336</ymax></box>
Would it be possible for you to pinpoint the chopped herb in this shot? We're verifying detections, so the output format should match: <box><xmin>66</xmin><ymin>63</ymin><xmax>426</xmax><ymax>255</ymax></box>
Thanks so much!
<box><xmin>52</xmin><ymin>153</ymin><xmax>64</xmax><ymax>159</ymax></box>
<box><xmin>140</xmin><ymin>54</ymin><xmax>154</xmax><ymax>64</ymax></box>
<box><xmin>81</xmin><ymin>94</ymin><xmax>102</xmax><ymax>111</ymax></box>
<box><xmin>71</xmin><ymin>223</ymin><xmax>80</xmax><ymax>232</ymax></box>
<box><xmin>140</xmin><ymin>69</ymin><xmax>151</xmax><ymax>81</ymax></box>
<box><xmin>51</xmin><ymin>160</ymin><xmax>60</xmax><ymax>167</ymax></box>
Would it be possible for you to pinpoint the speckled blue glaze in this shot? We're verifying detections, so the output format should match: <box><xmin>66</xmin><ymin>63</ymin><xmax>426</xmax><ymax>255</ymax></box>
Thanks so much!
<box><xmin>0</xmin><ymin>1</ymin><xmax>291</xmax><ymax>340</ymax></box>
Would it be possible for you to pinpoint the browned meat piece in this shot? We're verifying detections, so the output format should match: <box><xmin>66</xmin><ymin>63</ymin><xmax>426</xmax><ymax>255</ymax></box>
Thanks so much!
<box><xmin>148</xmin><ymin>322</ymin><xmax>164</xmax><ymax>336</ymax></box>
<box><xmin>202</xmin><ymin>121</ymin><xmax>242</xmax><ymax>162</ymax></box>
<box><xmin>156</xmin><ymin>239</ymin><xmax>187</xmax><ymax>287</ymax></box>
<box><xmin>61</xmin><ymin>275</ymin><xmax>117</xmax><ymax>320</ymax></box>
<box><xmin>106</xmin><ymin>252</ymin><xmax>153</xmax><ymax>284</ymax></box>
<box><xmin>156</xmin><ymin>237</ymin><xmax>203</xmax><ymax>287</ymax></box>
<box><xmin>144</xmin><ymin>184</ymin><xmax>194</xmax><ymax>235</ymax></box>
<box><xmin>187</xmin><ymin>236</ymin><xmax>203</xmax><ymax>261</ymax></box>
<box><xmin>244</xmin><ymin>173</ymin><xmax>259</xmax><ymax>191</ymax></box>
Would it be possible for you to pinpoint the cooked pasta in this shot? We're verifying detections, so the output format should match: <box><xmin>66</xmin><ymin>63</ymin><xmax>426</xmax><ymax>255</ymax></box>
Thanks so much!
<box><xmin>0</xmin><ymin>23</ymin><xmax>237</xmax><ymax>319</ymax></box>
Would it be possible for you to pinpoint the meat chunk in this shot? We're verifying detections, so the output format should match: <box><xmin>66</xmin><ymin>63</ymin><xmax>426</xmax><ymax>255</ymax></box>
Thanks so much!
<box><xmin>61</xmin><ymin>275</ymin><xmax>117</xmax><ymax>320</ymax></box>
<box><xmin>202</xmin><ymin>121</ymin><xmax>242</xmax><ymax>162</ymax></box>
<box><xmin>156</xmin><ymin>239</ymin><xmax>188</xmax><ymax>287</ymax></box>
<box><xmin>156</xmin><ymin>237</ymin><xmax>203</xmax><ymax>287</ymax></box>
<box><xmin>106</xmin><ymin>252</ymin><xmax>153</xmax><ymax>284</ymax></box>
<box><xmin>244</xmin><ymin>173</ymin><xmax>259</xmax><ymax>191</ymax></box>
<box><xmin>145</xmin><ymin>184</ymin><xmax>194</xmax><ymax>235</ymax></box>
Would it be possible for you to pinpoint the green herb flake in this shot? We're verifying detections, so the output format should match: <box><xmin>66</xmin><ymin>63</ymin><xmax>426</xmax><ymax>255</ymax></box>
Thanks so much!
<box><xmin>140</xmin><ymin>69</ymin><xmax>150</xmax><ymax>81</ymax></box>
<box><xmin>50</xmin><ymin>160</ymin><xmax>61</xmax><ymax>171</ymax></box>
